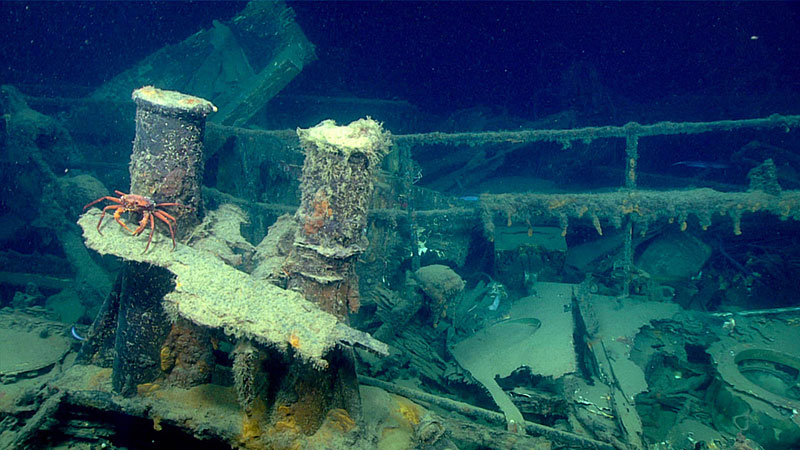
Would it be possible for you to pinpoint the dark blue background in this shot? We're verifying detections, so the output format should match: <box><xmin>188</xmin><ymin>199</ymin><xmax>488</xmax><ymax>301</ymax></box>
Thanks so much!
<box><xmin>1</xmin><ymin>1</ymin><xmax>798</xmax><ymax>116</ymax></box>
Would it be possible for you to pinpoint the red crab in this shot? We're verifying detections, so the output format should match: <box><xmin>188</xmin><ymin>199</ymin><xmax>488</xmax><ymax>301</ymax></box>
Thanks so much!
<box><xmin>83</xmin><ymin>190</ymin><xmax>181</xmax><ymax>252</ymax></box>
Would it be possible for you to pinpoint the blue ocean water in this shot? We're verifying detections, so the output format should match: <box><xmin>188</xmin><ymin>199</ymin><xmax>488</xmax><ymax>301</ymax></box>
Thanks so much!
<box><xmin>1</xmin><ymin>2</ymin><xmax>799</xmax><ymax>449</ymax></box>
<box><xmin>2</xmin><ymin>2</ymin><xmax>798</xmax><ymax>116</ymax></box>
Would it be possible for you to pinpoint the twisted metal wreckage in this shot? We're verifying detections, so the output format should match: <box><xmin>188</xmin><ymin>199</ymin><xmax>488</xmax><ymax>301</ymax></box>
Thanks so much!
<box><xmin>2</xmin><ymin>75</ymin><xmax>799</xmax><ymax>448</ymax></box>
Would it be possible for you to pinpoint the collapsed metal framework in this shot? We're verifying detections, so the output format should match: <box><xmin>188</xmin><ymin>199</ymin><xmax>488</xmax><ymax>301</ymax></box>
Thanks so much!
<box><xmin>163</xmin><ymin>112</ymin><xmax>800</xmax><ymax>297</ymax></box>
<box><xmin>8</xmin><ymin>85</ymin><xmax>800</xmax><ymax>447</ymax></box>
<box><xmin>17</xmin><ymin>89</ymin><xmax>800</xmax><ymax>297</ymax></box>
<box><xmin>394</xmin><ymin>114</ymin><xmax>800</xmax><ymax>296</ymax></box>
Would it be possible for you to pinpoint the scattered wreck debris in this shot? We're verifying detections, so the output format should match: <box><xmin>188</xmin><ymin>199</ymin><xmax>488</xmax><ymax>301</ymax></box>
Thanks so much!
<box><xmin>3</xmin><ymin>63</ymin><xmax>800</xmax><ymax>449</ymax></box>
<box><xmin>91</xmin><ymin>2</ymin><xmax>316</xmax><ymax>127</ymax></box>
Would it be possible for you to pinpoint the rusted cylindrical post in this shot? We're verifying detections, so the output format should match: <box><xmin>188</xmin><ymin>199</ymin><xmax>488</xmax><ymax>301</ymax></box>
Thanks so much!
<box><xmin>275</xmin><ymin>118</ymin><xmax>391</xmax><ymax>436</ymax></box>
<box><xmin>112</xmin><ymin>87</ymin><xmax>216</xmax><ymax>396</ymax></box>
<box><xmin>285</xmin><ymin>118</ymin><xmax>392</xmax><ymax>320</ymax></box>
<box><xmin>130</xmin><ymin>86</ymin><xmax>217</xmax><ymax>234</ymax></box>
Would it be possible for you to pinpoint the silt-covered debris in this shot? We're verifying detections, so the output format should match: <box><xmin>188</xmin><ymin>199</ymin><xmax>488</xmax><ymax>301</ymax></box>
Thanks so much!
<box><xmin>77</xmin><ymin>208</ymin><xmax>387</xmax><ymax>368</ymax></box>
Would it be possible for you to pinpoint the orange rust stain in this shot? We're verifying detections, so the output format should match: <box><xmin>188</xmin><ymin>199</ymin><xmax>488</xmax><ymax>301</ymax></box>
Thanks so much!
<box><xmin>303</xmin><ymin>197</ymin><xmax>333</xmax><ymax>236</ymax></box>
<box><xmin>289</xmin><ymin>331</ymin><xmax>301</xmax><ymax>349</ymax></box>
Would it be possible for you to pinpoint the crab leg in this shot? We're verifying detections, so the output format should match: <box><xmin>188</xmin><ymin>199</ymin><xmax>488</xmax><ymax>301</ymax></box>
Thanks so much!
<box><xmin>112</xmin><ymin>208</ymin><xmax>136</xmax><ymax>234</ymax></box>
<box><xmin>83</xmin><ymin>195</ymin><xmax>122</xmax><ymax>211</ymax></box>
<box><xmin>96</xmin><ymin>205</ymin><xmax>122</xmax><ymax>235</ymax></box>
<box><xmin>155</xmin><ymin>202</ymin><xmax>182</xmax><ymax>208</ymax></box>
<box><xmin>153</xmin><ymin>210</ymin><xmax>177</xmax><ymax>249</ymax></box>
<box><xmin>155</xmin><ymin>209</ymin><xmax>177</xmax><ymax>223</ymax></box>
<box><xmin>131</xmin><ymin>212</ymin><xmax>149</xmax><ymax>236</ymax></box>
<box><xmin>144</xmin><ymin>213</ymin><xmax>156</xmax><ymax>253</ymax></box>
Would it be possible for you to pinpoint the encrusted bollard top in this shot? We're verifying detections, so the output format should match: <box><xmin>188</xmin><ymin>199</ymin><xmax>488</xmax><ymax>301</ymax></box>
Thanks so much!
<box><xmin>132</xmin><ymin>86</ymin><xmax>218</xmax><ymax>116</ymax></box>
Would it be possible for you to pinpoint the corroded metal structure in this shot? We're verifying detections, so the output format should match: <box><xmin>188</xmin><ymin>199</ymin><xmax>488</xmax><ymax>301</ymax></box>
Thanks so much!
<box><xmin>79</xmin><ymin>87</ymin><xmax>217</xmax><ymax>396</ymax></box>
<box><xmin>393</xmin><ymin>114</ymin><xmax>800</xmax><ymax>297</ymax></box>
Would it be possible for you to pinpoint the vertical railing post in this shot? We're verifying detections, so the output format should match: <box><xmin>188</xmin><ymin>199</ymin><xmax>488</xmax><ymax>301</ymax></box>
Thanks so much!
<box><xmin>622</xmin><ymin>124</ymin><xmax>640</xmax><ymax>297</ymax></box>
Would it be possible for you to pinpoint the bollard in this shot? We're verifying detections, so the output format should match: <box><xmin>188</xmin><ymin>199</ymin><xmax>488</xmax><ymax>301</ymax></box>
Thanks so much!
<box><xmin>112</xmin><ymin>87</ymin><xmax>216</xmax><ymax>396</ymax></box>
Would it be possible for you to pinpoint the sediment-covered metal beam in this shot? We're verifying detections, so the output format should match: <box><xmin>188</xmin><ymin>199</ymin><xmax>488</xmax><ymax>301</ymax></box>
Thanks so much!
<box><xmin>480</xmin><ymin>189</ymin><xmax>800</xmax><ymax>239</ymax></box>
<box><xmin>77</xmin><ymin>209</ymin><xmax>388</xmax><ymax>367</ymax></box>
<box><xmin>395</xmin><ymin>114</ymin><xmax>800</xmax><ymax>148</ymax></box>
